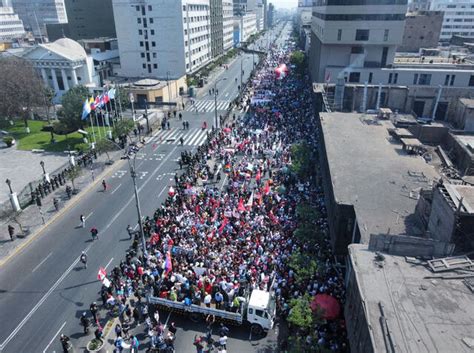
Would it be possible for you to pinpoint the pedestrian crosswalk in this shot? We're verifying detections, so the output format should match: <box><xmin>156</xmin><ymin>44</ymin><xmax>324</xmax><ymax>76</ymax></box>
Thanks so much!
<box><xmin>185</xmin><ymin>99</ymin><xmax>231</xmax><ymax>113</ymax></box>
<box><xmin>149</xmin><ymin>128</ymin><xmax>208</xmax><ymax>146</ymax></box>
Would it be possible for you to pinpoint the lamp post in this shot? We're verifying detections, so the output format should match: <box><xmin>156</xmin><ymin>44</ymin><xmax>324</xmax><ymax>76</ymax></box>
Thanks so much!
<box><xmin>214</xmin><ymin>78</ymin><xmax>227</xmax><ymax>129</ymax></box>
<box><xmin>6</xmin><ymin>179</ymin><xmax>13</xmax><ymax>194</ymax></box>
<box><xmin>166</xmin><ymin>71</ymin><xmax>172</xmax><ymax>102</ymax></box>
<box><xmin>39</xmin><ymin>160</ymin><xmax>50</xmax><ymax>182</ymax></box>
<box><xmin>40</xmin><ymin>160</ymin><xmax>46</xmax><ymax>174</ymax></box>
<box><xmin>240</xmin><ymin>57</ymin><xmax>249</xmax><ymax>92</ymax></box>
<box><xmin>6</xmin><ymin>178</ymin><xmax>20</xmax><ymax>212</ymax></box>
<box><xmin>144</xmin><ymin>98</ymin><xmax>150</xmax><ymax>134</ymax></box>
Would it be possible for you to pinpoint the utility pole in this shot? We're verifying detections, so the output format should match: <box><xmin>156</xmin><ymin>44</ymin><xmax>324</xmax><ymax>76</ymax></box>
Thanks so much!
<box><xmin>214</xmin><ymin>78</ymin><xmax>227</xmax><ymax>128</ymax></box>
<box><xmin>130</xmin><ymin>163</ymin><xmax>146</xmax><ymax>257</ymax></box>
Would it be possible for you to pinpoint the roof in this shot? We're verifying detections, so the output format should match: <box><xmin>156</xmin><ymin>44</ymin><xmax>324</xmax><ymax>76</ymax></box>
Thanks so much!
<box><xmin>348</xmin><ymin>244</ymin><xmax>474</xmax><ymax>353</ymax></box>
<box><xmin>39</xmin><ymin>38</ymin><xmax>87</xmax><ymax>61</ymax></box>
<box><xmin>459</xmin><ymin>98</ymin><xmax>474</xmax><ymax>109</ymax></box>
<box><xmin>248</xmin><ymin>289</ymin><xmax>270</xmax><ymax>309</ymax></box>
<box><xmin>444</xmin><ymin>184</ymin><xmax>474</xmax><ymax>214</ymax></box>
<box><xmin>320</xmin><ymin>112</ymin><xmax>440</xmax><ymax>242</ymax></box>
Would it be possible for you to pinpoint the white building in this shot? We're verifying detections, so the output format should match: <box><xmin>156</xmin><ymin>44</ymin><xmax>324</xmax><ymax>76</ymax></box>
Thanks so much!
<box><xmin>21</xmin><ymin>38</ymin><xmax>98</xmax><ymax>102</ymax></box>
<box><xmin>309</xmin><ymin>0</ymin><xmax>407</xmax><ymax>83</ymax></box>
<box><xmin>429</xmin><ymin>0</ymin><xmax>474</xmax><ymax>41</ymax></box>
<box><xmin>0</xmin><ymin>6</ymin><xmax>25</xmax><ymax>41</ymax></box>
<box><xmin>241</xmin><ymin>12</ymin><xmax>257</xmax><ymax>42</ymax></box>
<box><xmin>255</xmin><ymin>1</ymin><xmax>265</xmax><ymax>31</ymax></box>
<box><xmin>223</xmin><ymin>0</ymin><xmax>234</xmax><ymax>50</ymax></box>
<box><xmin>11</xmin><ymin>0</ymin><xmax>67</xmax><ymax>38</ymax></box>
<box><xmin>112</xmin><ymin>0</ymin><xmax>211</xmax><ymax>80</ymax></box>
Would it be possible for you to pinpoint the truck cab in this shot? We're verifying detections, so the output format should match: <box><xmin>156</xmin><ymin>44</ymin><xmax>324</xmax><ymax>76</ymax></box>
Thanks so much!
<box><xmin>246</xmin><ymin>289</ymin><xmax>276</xmax><ymax>335</ymax></box>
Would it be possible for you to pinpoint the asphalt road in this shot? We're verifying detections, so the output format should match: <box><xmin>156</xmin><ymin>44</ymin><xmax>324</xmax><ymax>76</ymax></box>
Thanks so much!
<box><xmin>0</xmin><ymin>23</ymin><xmax>289</xmax><ymax>353</ymax></box>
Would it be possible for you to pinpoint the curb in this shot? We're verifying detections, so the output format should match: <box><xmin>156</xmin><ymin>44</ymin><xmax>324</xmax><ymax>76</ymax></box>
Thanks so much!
<box><xmin>0</xmin><ymin>158</ymin><xmax>126</xmax><ymax>268</ymax></box>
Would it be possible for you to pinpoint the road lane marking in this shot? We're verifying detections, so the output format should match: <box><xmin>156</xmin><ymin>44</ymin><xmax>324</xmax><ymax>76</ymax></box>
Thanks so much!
<box><xmin>111</xmin><ymin>184</ymin><xmax>122</xmax><ymax>195</ymax></box>
<box><xmin>85</xmin><ymin>212</ymin><xmax>93</xmax><ymax>220</ymax></box>
<box><xmin>163</xmin><ymin>312</ymin><xmax>172</xmax><ymax>329</ymax></box>
<box><xmin>105</xmin><ymin>146</ymin><xmax>178</xmax><ymax>230</ymax></box>
<box><xmin>32</xmin><ymin>252</ymin><xmax>53</xmax><ymax>273</ymax></box>
<box><xmin>42</xmin><ymin>321</ymin><xmax>66</xmax><ymax>353</ymax></box>
<box><xmin>0</xmin><ymin>244</ymin><xmax>92</xmax><ymax>350</ymax></box>
<box><xmin>157</xmin><ymin>185</ymin><xmax>169</xmax><ymax>199</ymax></box>
<box><xmin>104</xmin><ymin>257</ymin><xmax>114</xmax><ymax>270</ymax></box>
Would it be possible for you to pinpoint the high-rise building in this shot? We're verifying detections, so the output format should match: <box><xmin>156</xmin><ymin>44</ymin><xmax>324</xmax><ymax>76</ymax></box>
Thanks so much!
<box><xmin>399</xmin><ymin>10</ymin><xmax>443</xmax><ymax>52</ymax></box>
<box><xmin>308</xmin><ymin>0</ymin><xmax>407</xmax><ymax>83</ymax></box>
<box><xmin>255</xmin><ymin>0</ymin><xmax>265</xmax><ymax>31</ymax></box>
<box><xmin>11</xmin><ymin>0</ymin><xmax>67</xmax><ymax>38</ymax></box>
<box><xmin>429</xmin><ymin>0</ymin><xmax>474</xmax><ymax>41</ymax></box>
<box><xmin>0</xmin><ymin>6</ymin><xmax>25</xmax><ymax>41</ymax></box>
<box><xmin>267</xmin><ymin>2</ymin><xmax>274</xmax><ymax>28</ymax></box>
<box><xmin>112</xmin><ymin>0</ymin><xmax>211</xmax><ymax>79</ymax></box>
<box><xmin>408</xmin><ymin>0</ymin><xmax>430</xmax><ymax>12</ymax></box>
<box><xmin>223</xmin><ymin>1</ymin><xmax>234</xmax><ymax>50</ymax></box>
<box><xmin>210</xmin><ymin>0</ymin><xmax>224</xmax><ymax>57</ymax></box>
<box><xmin>233</xmin><ymin>0</ymin><xmax>257</xmax><ymax>15</ymax></box>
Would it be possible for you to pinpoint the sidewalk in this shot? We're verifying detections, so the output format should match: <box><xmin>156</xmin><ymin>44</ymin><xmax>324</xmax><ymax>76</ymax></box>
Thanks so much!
<box><xmin>0</xmin><ymin>148</ymin><xmax>125</xmax><ymax>265</ymax></box>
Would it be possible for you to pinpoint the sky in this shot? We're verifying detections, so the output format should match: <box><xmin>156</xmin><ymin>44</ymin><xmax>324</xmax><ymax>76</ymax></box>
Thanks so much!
<box><xmin>271</xmin><ymin>0</ymin><xmax>297</xmax><ymax>9</ymax></box>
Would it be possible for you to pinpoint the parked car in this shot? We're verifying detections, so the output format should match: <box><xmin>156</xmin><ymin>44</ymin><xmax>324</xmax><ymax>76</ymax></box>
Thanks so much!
<box><xmin>0</xmin><ymin>130</ymin><xmax>16</xmax><ymax>148</ymax></box>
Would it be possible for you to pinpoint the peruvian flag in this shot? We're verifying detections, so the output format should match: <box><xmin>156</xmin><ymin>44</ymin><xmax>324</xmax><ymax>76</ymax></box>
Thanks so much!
<box><xmin>255</xmin><ymin>169</ymin><xmax>261</xmax><ymax>183</ymax></box>
<box><xmin>164</xmin><ymin>249</ymin><xmax>172</xmax><ymax>274</ymax></box>
<box><xmin>168</xmin><ymin>186</ymin><xmax>175</xmax><ymax>197</ymax></box>
<box><xmin>218</xmin><ymin>217</ymin><xmax>229</xmax><ymax>233</ymax></box>
<box><xmin>238</xmin><ymin>198</ymin><xmax>245</xmax><ymax>212</ymax></box>
<box><xmin>263</xmin><ymin>181</ymin><xmax>270</xmax><ymax>195</ymax></box>
<box><xmin>97</xmin><ymin>267</ymin><xmax>107</xmax><ymax>281</ymax></box>
<box><xmin>246</xmin><ymin>192</ymin><xmax>254</xmax><ymax>209</ymax></box>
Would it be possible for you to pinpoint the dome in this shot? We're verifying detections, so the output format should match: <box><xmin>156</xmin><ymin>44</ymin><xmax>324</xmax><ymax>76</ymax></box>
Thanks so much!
<box><xmin>52</xmin><ymin>38</ymin><xmax>87</xmax><ymax>60</ymax></box>
<box><xmin>134</xmin><ymin>78</ymin><xmax>161</xmax><ymax>87</ymax></box>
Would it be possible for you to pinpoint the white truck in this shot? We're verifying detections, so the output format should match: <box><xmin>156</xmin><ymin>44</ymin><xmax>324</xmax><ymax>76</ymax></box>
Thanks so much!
<box><xmin>147</xmin><ymin>288</ymin><xmax>276</xmax><ymax>335</ymax></box>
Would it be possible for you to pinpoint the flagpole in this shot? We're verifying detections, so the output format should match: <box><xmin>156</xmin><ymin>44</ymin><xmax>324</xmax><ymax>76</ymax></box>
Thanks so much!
<box><xmin>116</xmin><ymin>83</ymin><xmax>124</xmax><ymax>120</ymax></box>
<box><xmin>94</xmin><ymin>110</ymin><xmax>102</xmax><ymax>139</ymax></box>
<box><xmin>89</xmin><ymin>112</ymin><xmax>97</xmax><ymax>144</ymax></box>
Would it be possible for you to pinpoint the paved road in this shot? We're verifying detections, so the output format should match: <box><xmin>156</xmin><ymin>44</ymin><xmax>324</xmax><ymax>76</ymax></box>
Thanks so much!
<box><xmin>0</xmin><ymin>24</ymin><xmax>287</xmax><ymax>353</ymax></box>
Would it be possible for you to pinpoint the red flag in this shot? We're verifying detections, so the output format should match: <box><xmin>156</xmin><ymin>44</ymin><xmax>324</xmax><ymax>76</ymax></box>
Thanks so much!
<box><xmin>165</xmin><ymin>250</ymin><xmax>172</xmax><ymax>274</ymax></box>
<box><xmin>263</xmin><ymin>181</ymin><xmax>270</xmax><ymax>195</ymax></box>
<box><xmin>238</xmin><ymin>198</ymin><xmax>245</xmax><ymax>212</ymax></box>
<box><xmin>269</xmin><ymin>210</ymin><xmax>279</xmax><ymax>224</ymax></box>
<box><xmin>256</xmin><ymin>169</ymin><xmax>261</xmax><ymax>182</ymax></box>
<box><xmin>97</xmin><ymin>267</ymin><xmax>107</xmax><ymax>281</ymax></box>
<box><xmin>218</xmin><ymin>217</ymin><xmax>228</xmax><ymax>233</ymax></box>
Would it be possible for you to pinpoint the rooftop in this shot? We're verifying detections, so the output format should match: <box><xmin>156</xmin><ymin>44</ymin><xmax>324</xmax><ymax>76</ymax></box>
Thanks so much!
<box><xmin>320</xmin><ymin>112</ymin><xmax>440</xmax><ymax>242</ymax></box>
<box><xmin>348</xmin><ymin>244</ymin><xmax>474</xmax><ymax>353</ymax></box>
<box><xmin>459</xmin><ymin>98</ymin><xmax>474</xmax><ymax>109</ymax></box>
<box><xmin>444</xmin><ymin>184</ymin><xmax>474</xmax><ymax>214</ymax></box>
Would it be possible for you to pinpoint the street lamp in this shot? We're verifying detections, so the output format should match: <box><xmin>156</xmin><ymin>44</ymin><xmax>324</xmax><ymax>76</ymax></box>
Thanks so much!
<box><xmin>240</xmin><ymin>57</ymin><xmax>250</xmax><ymax>92</ymax></box>
<box><xmin>5</xmin><ymin>179</ymin><xmax>13</xmax><ymax>194</ymax></box>
<box><xmin>144</xmin><ymin>98</ymin><xmax>150</xmax><ymax>134</ymax></box>
<box><xmin>214</xmin><ymin>78</ymin><xmax>227</xmax><ymax>129</ymax></box>
<box><xmin>166</xmin><ymin>71</ymin><xmax>172</xmax><ymax>102</ymax></box>
<box><xmin>40</xmin><ymin>160</ymin><xmax>46</xmax><ymax>174</ymax></box>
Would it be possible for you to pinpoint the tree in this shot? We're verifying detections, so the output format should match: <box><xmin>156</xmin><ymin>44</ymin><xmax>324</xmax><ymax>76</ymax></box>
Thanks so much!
<box><xmin>288</xmin><ymin>250</ymin><xmax>318</xmax><ymax>285</ymax></box>
<box><xmin>0</xmin><ymin>57</ymin><xmax>47</xmax><ymax>131</ymax></box>
<box><xmin>95</xmin><ymin>138</ymin><xmax>117</xmax><ymax>164</ymax></box>
<box><xmin>290</xmin><ymin>141</ymin><xmax>315</xmax><ymax>179</ymax></box>
<box><xmin>290</xmin><ymin>51</ymin><xmax>306</xmax><ymax>75</ymax></box>
<box><xmin>67</xmin><ymin>165</ymin><xmax>81</xmax><ymax>192</ymax></box>
<box><xmin>56</xmin><ymin>85</ymin><xmax>89</xmax><ymax>134</ymax></box>
<box><xmin>113</xmin><ymin>119</ymin><xmax>135</xmax><ymax>140</ymax></box>
<box><xmin>288</xmin><ymin>294</ymin><xmax>314</xmax><ymax>331</ymax></box>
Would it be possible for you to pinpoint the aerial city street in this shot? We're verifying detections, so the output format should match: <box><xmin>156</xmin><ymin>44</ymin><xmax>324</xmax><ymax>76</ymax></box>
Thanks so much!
<box><xmin>2</xmin><ymin>0</ymin><xmax>474</xmax><ymax>353</ymax></box>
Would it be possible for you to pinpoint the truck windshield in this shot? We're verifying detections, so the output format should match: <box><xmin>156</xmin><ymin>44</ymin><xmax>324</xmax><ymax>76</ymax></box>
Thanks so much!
<box><xmin>267</xmin><ymin>295</ymin><xmax>276</xmax><ymax>319</ymax></box>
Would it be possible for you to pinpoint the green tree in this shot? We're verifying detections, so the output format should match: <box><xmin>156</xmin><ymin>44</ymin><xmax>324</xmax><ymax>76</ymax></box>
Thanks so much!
<box><xmin>113</xmin><ymin>119</ymin><xmax>135</xmax><ymax>139</ymax></box>
<box><xmin>56</xmin><ymin>85</ymin><xmax>89</xmax><ymax>134</ymax></box>
<box><xmin>67</xmin><ymin>165</ymin><xmax>81</xmax><ymax>192</ymax></box>
<box><xmin>95</xmin><ymin>138</ymin><xmax>118</xmax><ymax>163</ymax></box>
<box><xmin>288</xmin><ymin>250</ymin><xmax>318</xmax><ymax>285</ymax></box>
<box><xmin>288</xmin><ymin>294</ymin><xmax>313</xmax><ymax>331</ymax></box>
<box><xmin>290</xmin><ymin>141</ymin><xmax>315</xmax><ymax>179</ymax></box>
<box><xmin>290</xmin><ymin>51</ymin><xmax>306</xmax><ymax>75</ymax></box>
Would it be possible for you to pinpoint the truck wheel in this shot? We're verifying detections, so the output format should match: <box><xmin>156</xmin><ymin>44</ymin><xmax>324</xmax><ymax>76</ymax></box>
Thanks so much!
<box><xmin>251</xmin><ymin>323</ymin><xmax>263</xmax><ymax>336</ymax></box>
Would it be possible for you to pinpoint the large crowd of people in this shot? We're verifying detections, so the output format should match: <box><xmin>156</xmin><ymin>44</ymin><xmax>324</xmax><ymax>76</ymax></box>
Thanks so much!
<box><xmin>94</xmin><ymin>26</ymin><xmax>349</xmax><ymax>353</ymax></box>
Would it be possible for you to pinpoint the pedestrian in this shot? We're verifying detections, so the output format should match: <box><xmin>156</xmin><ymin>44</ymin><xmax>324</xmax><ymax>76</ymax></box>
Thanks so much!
<box><xmin>66</xmin><ymin>185</ymin><xmax>72</xmax><ymax>199</ymax></box>
<box><xmin>130</xmin><ymin>335</ymin><xmax>139</xmax><ymax>353</ymax></box>
<box><xmin>80</xmin><ymin>251</ymin><xmax>88</xmax><ymax>269</ymax></box>
<box><xmin>80</xmin><ymin>312</ymin><xmax>90</xmax><ymax>334</ymax></box>
<box><xmin>7</xmin><ymin>224</ymin><xmax>14</xmax><ymax>241</ymax></box>
<box><xmin>53</xmin><ymin>197</ymin><xmax>59</xmax><ymax>211</ymax></box>
<box><xmin>126</xmin><ymin>225</ymin><xmax>133</xmax><ymax>239</ymax></box>
<box><xmin>133</xmin><ymin>306</ymin><xmax>140</xmax><ymax>326</ymax></box>
<box><xmin>115</xmin><ymin>323</ymin><xmax>122</xmax><ymax>337</ymax></box>
<box><xmin>179</xmin><ymin>112</ymin><xmax>182</xmax><ymax>120</ymax></box>
<box><xmin>168</xmin><ymin>322</ymin><xmax>177</xmax><ymax>335</ymax></box>
<box><xmin>90</xmin><ymin>227</ymin><xmax>99</xmax><ymax>240</ymax></box>
<box><xmin>59</xmin><ymin>334</ymin><xmax>71</xmax><ymax>353</ymax></box>
<box><xmin>90</xmin><ymin>302</ymin><xmax>98</xmax><ymax>322</ymax></box>
<box><xmin>180</xmin><ymin>136</ymin><xmax>184</xmax><ymax>146</ymax></box>
<box><xmin>80</xmin><ymin>214</ymin><xmax>85</xmax><ymax>228</ymax></box>
<box><xmin>219</xmin><ymin>334</ymin><xmax>227</xmax><ymax>350</ymax></box>
<box><xmin>182</xmin><ymin>121</ymin><xmax>186</xmax><ymax>130</ymax></box>
<box><xmin>167</xmin><ymin>121</ymin><xmax>170</xmax><ymax>130</ymax></box>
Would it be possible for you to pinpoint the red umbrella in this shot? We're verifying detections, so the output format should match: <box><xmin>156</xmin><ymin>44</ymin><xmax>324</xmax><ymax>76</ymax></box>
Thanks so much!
<box><xmin>223</xmin><ymin>127</ymin><xmax>232</xmax><ymax>133</ymax></box>
<box><xmin>310</xmin><ymin>294</ymin><xmax>341</xmax><ymax>320</ymax></box>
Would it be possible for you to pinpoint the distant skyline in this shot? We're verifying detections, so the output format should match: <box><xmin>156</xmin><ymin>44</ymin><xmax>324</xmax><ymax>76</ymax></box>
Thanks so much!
<box><xmin>271</xmin><ymin>0</ymin><xmax>297</xmax><ymax>9</ymax></box>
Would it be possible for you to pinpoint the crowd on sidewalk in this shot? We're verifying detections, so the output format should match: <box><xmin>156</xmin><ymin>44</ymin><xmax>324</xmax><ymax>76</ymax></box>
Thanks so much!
<box><xmin>70</xmin><ymin>28</ymin><xmax>348</xmax><ymax>353</ymax></box>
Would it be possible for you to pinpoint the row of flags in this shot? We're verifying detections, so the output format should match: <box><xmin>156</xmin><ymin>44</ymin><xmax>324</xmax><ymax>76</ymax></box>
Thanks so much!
<box><xmin>81</xmin><ymin>88</ymin><xmax>116</xmax><ymax>120</ymax></box>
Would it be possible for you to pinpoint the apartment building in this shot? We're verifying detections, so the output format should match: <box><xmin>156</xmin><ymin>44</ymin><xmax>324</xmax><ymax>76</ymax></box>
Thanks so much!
<box><xmin>429</xmin><ymin>0</ymin><xmax>474</xmax><ymax>41</ymax></box>
<box><xmin>0</xmin><ymin>5</ymin><xmax>25</xmax><ymax>41</ymax></box>
<box><xmin>112</xmin><ymin>0</ymin><xmax>211</xmax><ymax>79</ymax></box>
<box><xmin>210</xmin><ymin>0</ymin><xmax>224</xmax><ymax>57</ymax></box>
<box><xmin>223</xmin><ymin>0</ymin><xmax>234</xmax><ymax>50</ymax></box>
<box><xmin>308</xmin><ymin>0</ymin><xmax>408</xmax><ymax>83</ymax></box>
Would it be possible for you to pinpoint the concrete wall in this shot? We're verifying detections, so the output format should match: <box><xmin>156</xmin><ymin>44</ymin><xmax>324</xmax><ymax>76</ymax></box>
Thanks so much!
<box><xmin>442</xmin><ymin>133</ymin><xmax>474</xmax><ymax>175</ymax></box>
<box><xmin>427</xmin><ymin>187</ymin><xmax>456</xmax><ymax>242</ymax></box>
<box><xmin>368</xmin><ymin>233</ymin><xmax>455</xmax><ymax>257</ymax></box>
<box><xmin>399</xmin><ymin>11</ymin><xmax>443</xmax><ymax>52</ymax></box>
<box><xmin>407</xmin><ymin>124</ymin><xmax>450</xmax><ymax>144</ymax></box>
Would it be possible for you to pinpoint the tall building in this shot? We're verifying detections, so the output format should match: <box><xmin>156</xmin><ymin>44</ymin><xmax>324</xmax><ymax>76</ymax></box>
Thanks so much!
<box><xmin>210</xmin><ymin>0</ymin><xmax>224</xmax><ymax>57</ymax></box>
<box><xmin>408</xmin><ymin>0</ymin><xmax>430</xmax><ymax>11</ymax></box>
<box><xmin>255</xmin><ymin>0</ymin><xmax>265</xmax><ymax>31</ymax></box>
<box><xmin>308</xmin><ymin>0</ymin><xmax>407</xmax><ymax>83</ymax></box>
<box><xmin>262</xmin><ymin>0</ymin><xmax>267</xmax><ymax>29</ymax></box>
<box><xmin>112</xmin><ymin>0</ymin><xmax>211</xmax><ymax>79</ymax></box>
<box><xmin>233</xmin><ymin>0</ymin><xmax>257</xmax><ymax>15</ymax></box>
<box><xmin>267</xmin><ymin>2</ymin><xmax>274</xmax><ymax>28</ymax></box>
<box><xmin>429</xmin><ymin>0</ymin><xmax>474</xmax><ymax>41</ymax></box>
<box><xmin>11</xmin><ymin>0</ymin><xmax>67</xmax><ymax>38</ymax></box>
<box><xmin>0</xmin><ymin>6</ymin><xmax>25</xmax><ymax>41</ymax></box>
<box><xmin>223</xmin><ymin>0</ymin><xmax>234</xmax><ymax>50</ymax></box>
<box><xmin>399</xmin><ymin>11</ymin><xmax>443</xmax><ymax>52</ymax></box>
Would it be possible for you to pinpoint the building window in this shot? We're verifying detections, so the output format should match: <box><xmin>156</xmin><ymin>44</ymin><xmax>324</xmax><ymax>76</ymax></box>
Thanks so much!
<box><xmin>384</xmin><ymin>29</ymin><xmax>389</xmax><ymax>41</ymax></box>
<box><xmin>444</xmin><ymin>74</ymin><xmax>450</xmax><ymax>86</ymax></box>
<box><xmin>368</xmin><ymin>72</ymin><xmax>373</xmax><ymax>83</ymax></box>
<box><xmin>355</xmin><ymin>29</ymin><xmax>369</xmax><ymax>41</ymax></box>
<box><xmin>393</xmin><ymin>73</ymin><xmax>398</xmax><ymax>84</ymax></box>
<box><xmin>137</xmin><ymin>18</ymin><xmax>141</xmax><ymax>24</ymax></box>
<box><xmin>148</xmin><ymin>5</ymin><xmax>152</xmax><ymax>11</ymax></box>
<box><xmin>136</xmin><ymin>6</ymin><xmax>139</xmax><ymax>11</ymax></box>
<box><xmin>152</xmin><ymin>41</ymin><xmax>156</xmax><ymax>47</ymax></box>
<box><xmin>150</xmin><ymin>18</ymin><xmax>154</xmax><ymax>24</ymax></box>
<box><xmin>142</xmin><ymin>64</ymin><xmax>146</xmax><ymax>69</ymax></box>
<box><xmin>140</xmin><ymin>41</ymin><xmax>144</xmax><ymax>47</ymax></box>
<box><xmin>153</xmin><ymin>64</ymin><xmax>157</xmax><ymax>69</ymax></box>
<box><xmin>349</xmin><ymin>72</ymin><xmax>361</xmax><ymax>83</ymax></box>
<box><xmin>152</xmin><ymin>53</ymin><xmax>157</xmax><ymax>58</ymax></box>
<box><xmin>351</xmin><ymin>46</ymin><xmax>364</xmax><ymax>54</ymax></box>
<box><xmin>413</xmin><ymin>73</ymin><xmax>418</xmax><ymax>85</ymax></box>
<box><xmin>417</xmin><ymin>74</ymin><xmax>431</xmax><ymax>85</ymax></box>
<box><xmin>469</xmin><ymin>75</ymin><xmax>474</xmax><ymax>86</ymax></box>
<box><xmin>151</xmin><ymin>29</ymin><xmax>155</xmax><ymax>35</ymax></box>
<box><xmin>450</xmin><ymin>75</ymin><xmax>456</xmax><ymax>86</ymax></box>
<box><xmin>388</xmin><ymin>73</ymin><xmax>393</xmax><ymax>84</ymax></box>
<box><xmin>337</xmin><ymin>29</ymin><xmax>342</xmax><ymax>41</ymax></box>
<box><xmin>141</xmin><ymin>53</ymin><xmax>145</xmax><ymax>58</ymax></box>
<box><xmin>139</xmin><ymin>30</ymin><xmax>142</xmax><ymax>35</ymax></box>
